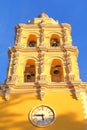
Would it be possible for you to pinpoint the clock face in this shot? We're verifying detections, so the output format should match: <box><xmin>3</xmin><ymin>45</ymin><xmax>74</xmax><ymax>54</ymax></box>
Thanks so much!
<box><xmin>29</xmin><ymin>104</ymin><xmax>56</xmax><ymax>127</ymax></box>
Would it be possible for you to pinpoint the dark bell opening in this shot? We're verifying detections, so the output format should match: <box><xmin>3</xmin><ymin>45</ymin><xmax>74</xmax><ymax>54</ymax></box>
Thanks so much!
<box><xmin>29</xmin><ymin>41</ymin><xmax>36</xmax><ymax>47</ymax></box>
<box><xmin>27</xmin><ymin>74</ymin><xmax>31</xmax><ymax>79</ymax></box>
<box><xmin>54</xmin><ymin>66</ymin><xmax>60</xmax><ymax>74</ymax></box>
<box><xmin>54</xmin><ymin>70</ymin><xmax>59</xmax><ymax>74</ymax></box>
<box><xmin>51</xmin><ymin>38</ymin><xmax>59</xmax><ymax>47</ymax></box>
<box><xmin>52</xmin><ymin>43</ymin><xmax>58</xmax><ymax>47</ymax></box>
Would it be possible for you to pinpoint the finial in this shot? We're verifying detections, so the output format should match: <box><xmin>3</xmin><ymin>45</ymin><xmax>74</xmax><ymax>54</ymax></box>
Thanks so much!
<box><xmin>38</xmin><ymin>12</ymin><xmax>49</xmax><ymax>18</ymax></box>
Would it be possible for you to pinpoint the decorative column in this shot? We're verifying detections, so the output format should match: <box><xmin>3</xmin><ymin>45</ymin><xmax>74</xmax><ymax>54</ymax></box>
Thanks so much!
<box><xmin>65</xmin><ymin>29</ymin><xmax>72</xmax><ymax>45</ymax></box>
<box><xmin>35</xmin><ymin>62</ymin><xmax>40</xmax><ymax>82</ymax></box>
<box><xmin>64</xmin><ymin>50</ymin><xmax>74</xmax><ymax>82</ymax></box>
<box><xmin>60</xmin><ymin>24</ymin><xmax>72</xmax><ymax>46</ymax></box>
<box><xmin>15</xmin><ymin>25</ymin><xmax>22</xmax><ymax>47</ymax></box>
<box><xmin>38</xmin><ymin>51</ymin><xmax>46</xmax><ymax>82</ymax></box>
<box><xmin>39</xmin><ymin>20</ymin><xmax>45</xmax><ymax>47</ymax></box>
<box><xmin>6</xmin><ymin>48</ymin><xmax>13</xmax><ymax>82</ymax></box>
<box><xmin>10</xmin><ymin>52</ymin><xmax>19</xmax><ymax>83</ymax></box>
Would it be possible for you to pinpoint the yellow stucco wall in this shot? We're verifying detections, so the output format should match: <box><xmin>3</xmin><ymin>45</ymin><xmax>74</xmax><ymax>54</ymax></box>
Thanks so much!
<box><xmin>0</xmin><ymin>91</ymin><xmax>86</xmax><ymax>130</ymax></box>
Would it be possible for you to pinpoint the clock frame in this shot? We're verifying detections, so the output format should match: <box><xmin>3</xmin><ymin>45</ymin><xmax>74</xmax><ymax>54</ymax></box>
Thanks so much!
<box><xmin>29</xmin><ymin>104</ymin><xmax>56</xmax><ymax>127</ymax></box>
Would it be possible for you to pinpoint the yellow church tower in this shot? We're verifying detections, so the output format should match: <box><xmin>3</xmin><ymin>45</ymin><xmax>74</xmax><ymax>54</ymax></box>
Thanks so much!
<box><xmin>0</xmin><ymin>13</ymin><xmax>87</xmax><ymax>130</ymax></box>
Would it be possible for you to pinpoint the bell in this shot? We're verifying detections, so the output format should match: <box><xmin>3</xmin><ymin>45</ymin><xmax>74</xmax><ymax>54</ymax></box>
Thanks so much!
<box><xmin>27</xmin><ymin>73</ymin><xmax>31</xmax><ymax>79</ymax></box>
<box><xmin>51</xmin><ymin>38</ymin><xmax>59</xmax><ymax>47</ymax></box>
<box><xmin>53</xmin><ymin>42</ymin><xmax>58</xmax><ymax>47</ymax></box>
<box><xmin>29</xmin><ymin>41</ymin><xmax>36</xmax><ymax>47</ymax></box>
<box><xmin>54</xmin><ymin>66</ymin><xmax>59</xmax><ymax>74</ymax></box>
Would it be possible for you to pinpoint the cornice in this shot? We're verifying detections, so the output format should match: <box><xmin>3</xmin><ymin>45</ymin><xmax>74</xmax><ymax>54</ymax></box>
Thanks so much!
<box><xmin>16</xmin><ymin>23</ymin><xmax>64</xmax><ymax>30</ymax></box>
<box><xmin>15</xmin><ymin>23</ymin><xmax>71</xmax><ymax>33</ymax></box>
<box><xmin>5</xmin><ymin>81</ymin><xmax>87</xmax><ymax>89</ymax></box>
<box><xmin>0</xmin><ymin>81</ymin><xmax>86</xmax><ymax>96</ymax></box>
<box><xmin>0</xmin><ymin>81</ymin><xmax>87</xmax><ymax>101</ymax></box>
<box><xmin>62</xmin><ymin>45</ymin><xmax>78</xmax><ymax>54</ymax></box>
<box><xmin>9</xmin><ymin>46</ymin><xmax>78</xmax><ymax>54</ymax></box>
<box><xmin>16</xmin><ymin>22</ymin><xmax>71</xmax><ymax>29</ymax></box>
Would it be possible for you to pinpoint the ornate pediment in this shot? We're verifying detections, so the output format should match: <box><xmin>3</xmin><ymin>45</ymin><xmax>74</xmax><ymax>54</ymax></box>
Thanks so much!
<box><xmin>29</xmin><ymin>12</ymin><xmax>59</xmax><ymax>25</ymax></box>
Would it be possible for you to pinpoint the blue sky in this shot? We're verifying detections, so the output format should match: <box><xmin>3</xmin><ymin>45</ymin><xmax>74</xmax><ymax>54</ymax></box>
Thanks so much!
<box><xmin>0</xmin><ymin>0</ymin><xmax>87</xmax><ymax>83</ymax></box>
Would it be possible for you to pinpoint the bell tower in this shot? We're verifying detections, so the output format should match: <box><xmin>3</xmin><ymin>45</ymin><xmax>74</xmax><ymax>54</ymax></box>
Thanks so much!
<box><xmin>0</xmin><ymin>13</ymin><xmax>87</xmax><ymax>130</ymax></box>
<box><xmin>6</xmin><ymin>13</ymin><xmax>80</xmax><ymax>86</ymax></box>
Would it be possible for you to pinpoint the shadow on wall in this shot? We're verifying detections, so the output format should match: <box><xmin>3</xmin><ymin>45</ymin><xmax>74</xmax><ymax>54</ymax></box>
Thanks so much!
<box><xmin>53</xmin><ymin>113</ymin><xmax>86</xmax><ymax>130</ymax></box>
<box><xmin>0</xmin><ymin>94</ymin><xmax>86</xmax><ymax>130</ymax></box>
<box><xmin>0</xmin><ymin>111</ymin><xmax>86</xmax><ymax>130</ymax></box>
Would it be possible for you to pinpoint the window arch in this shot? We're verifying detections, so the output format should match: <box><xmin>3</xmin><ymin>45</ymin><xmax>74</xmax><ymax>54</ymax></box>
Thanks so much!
<box><xmin>50</xmin><ymin>59</ymin><xmax>64</xmax><ymax>82</ymax></box>
<box><xmin>24</xmin><ymin>59</ymin><xmax>36</xmax><ymax>82</ymax></box>
<box><xmin>27</xmin><ymin>34</ymin><xmax>37</xmax><ymax>47</ymax></box>
<box><xmin>50</xmin><ymin>34</ymin><xmax>60</xmax><ymax>47</ymax></box>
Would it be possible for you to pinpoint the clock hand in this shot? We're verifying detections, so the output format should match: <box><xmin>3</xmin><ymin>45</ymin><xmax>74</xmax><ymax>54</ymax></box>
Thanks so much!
<box><xmin>42</xmin><ymin>114</ymin><xmax>44</xmax><ymax>120</ymax></box>
<box><xmin>34</xmin><ymin>114</ymin><xmax>44</xmax><ymax>116</ymax></box>
<box><xmin>34</xmin><ymin>114</ymin><xmax>45</xmax><ymax>120</ymax></box>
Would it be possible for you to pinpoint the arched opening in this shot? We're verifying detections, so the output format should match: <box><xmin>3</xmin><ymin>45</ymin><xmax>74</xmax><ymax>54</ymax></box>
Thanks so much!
<box><xmin>50</xmin><ymin>34</ymin><xmax>60</xmax><ymax>47</ymax></box>
<box><xmin>27</xmin><ymin>34</ymin><xmax>37</xmax><ymax>47</ymax></box>
<box><xmin>24</xmin><ymin>59</ymin><xmax>36</xmax><ymax>82</ymax></box>
<box><xmin>50</xmin><ymin>59</ymin><xmax>64</xmax><ymax>82</ymax></box>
